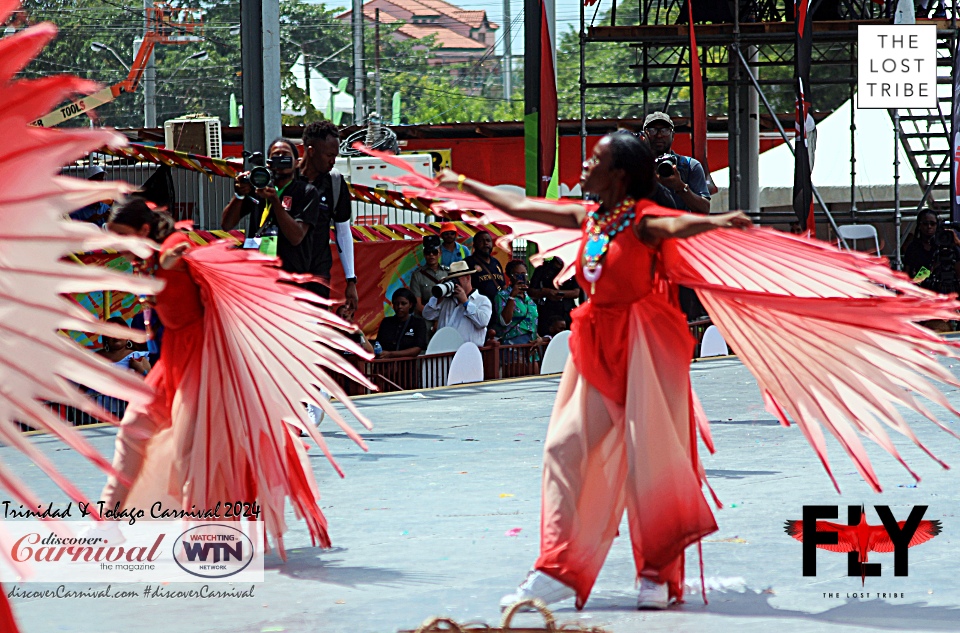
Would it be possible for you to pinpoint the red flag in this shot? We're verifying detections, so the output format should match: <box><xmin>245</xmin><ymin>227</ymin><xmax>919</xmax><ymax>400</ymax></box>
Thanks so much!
<box><xmin>687</xmin><ymin>0</ymin><xmax>715</xmax><ymax>194</ymax></box>
<box><xmin>539</xmin><ymin>0</ymin><xmax>557</xmax><ymax>196</ymax></box>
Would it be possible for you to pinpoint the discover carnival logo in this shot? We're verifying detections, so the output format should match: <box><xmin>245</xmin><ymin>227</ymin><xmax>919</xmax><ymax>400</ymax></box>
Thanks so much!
<box><xmin>0</xmin><ymin>519</ymin><xmax>263</xmax><ymax>583</ymax></box>
<box><xmin>174</xmin><ymin>524</ymin><xmax>255</xmax><ymax>579</ymax></box>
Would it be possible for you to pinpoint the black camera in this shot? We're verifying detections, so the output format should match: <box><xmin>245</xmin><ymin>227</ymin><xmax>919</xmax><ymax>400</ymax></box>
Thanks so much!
<box><xmin>423</xmin><ymin>235</ymin><xmax>441</xmax><ymax>252</ymax></box>
<box><xmin>432</xmin><ymin>280</ymin><xmax>457</xmax><ymax>299</ymax></box>
<box><xmin>655</xmin><ymin>153</ymin><xmax>677</xmax><ymax>179</ymax></box>
<box><xmin>239</xmin><ymin>151</ymin><xmax>294</xmax><ymax>189</ymax></box>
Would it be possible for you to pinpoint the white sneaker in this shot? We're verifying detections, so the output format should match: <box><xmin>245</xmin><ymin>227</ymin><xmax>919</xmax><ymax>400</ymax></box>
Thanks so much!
<box><xmin>499</xmin><ymin>570</ymin><xmax>575</xmax><ymax>611</ymax></box>
<box><xmin>636</xmin><ymin>577</ymin><xmax>670</xmax><ymax>610</ymax></box>
<box><xmin>78</xmin><ymin>521</ymin><xmax>126</xmax><ymax>546</ymax></box>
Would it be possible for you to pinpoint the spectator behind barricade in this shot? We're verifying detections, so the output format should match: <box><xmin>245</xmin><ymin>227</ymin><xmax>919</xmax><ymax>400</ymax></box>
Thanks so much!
<box><xmin>409</xmin><ymin>234</ymin><xmax>449</xmax><ymax>332</ymax></box>
<box><xmin>903</xmin><ymin>209</ymin><xmax>960</xmax><ymax>295</ymax></box>
<box><xmin>422</xmin><ymin>260</ymin><xmax>492</xmax><ymax>348</ymax></box>
<box><xmin>375</xmin><ymin>288</ymin><xmax>427</xmax><ymax>359</ymax></box>
<box><xmin>495</xmin><ymin>260</ymin><xmax>539</xmax><ymax>346</ymax></box>
<box><xmin>541</xmin><ymin>315</ymin><xmax>569</xmax><ymax>341</ymax></box>
<box><xmin>68</xmin><ymin>165</ymin><xmax>113</xmax><ymax>226</ymax></box>
<box><xmin>335</xmin><ymin>303</ymin><xmax>375</xmax><ymax>355</ymax></box>
<box><xmin>98</xmin><ymin>317</ymin><xmax>151</xmax><ymax>376</ymax></box>
<box><xmin>439</xmin><ymin>222</ymin><xmax>469</xmax><ymax>267</ymax></box>
<box><xmin>528</xmin><ymin>256</ymin><xmax>582</xmax><ymax>337</ymax></box>
<box><xmin>465</xmin><ymin>229</ymin><xmax>505</xmax><ymax>306</ymax></box>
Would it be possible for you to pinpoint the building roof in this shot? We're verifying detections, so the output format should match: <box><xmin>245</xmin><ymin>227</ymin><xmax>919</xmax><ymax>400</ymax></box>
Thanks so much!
<box><xmin>360</xmin><ymin>7</ymin><xmax>487</xmax><ymax>49</ymax></box>
<box><xmin>397</xmin><ymin>23</ymin><xmax>489</xmax><ymax>49</ymax></box>
<box><xmin>340</xmin><ymin>0</ymin><xmax>497</xmax><ymax>32</ymax></box>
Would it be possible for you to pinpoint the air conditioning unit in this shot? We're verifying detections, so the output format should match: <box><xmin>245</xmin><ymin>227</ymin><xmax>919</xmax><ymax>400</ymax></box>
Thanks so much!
<box><xmin>164</xmin><ymin>117</ymin><xmax>222</xmax><ymax>158</ymax></box>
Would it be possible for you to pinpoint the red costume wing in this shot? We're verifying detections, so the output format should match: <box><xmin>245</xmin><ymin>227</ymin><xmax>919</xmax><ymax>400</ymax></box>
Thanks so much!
<box><xmin>784</xmin><ymin>520</ymin><xmax>858</xmax><ymax>552</ymax></box>
<box><xmin>0</xmin><ymin>14</ymin><xmax>161</xmax><ymax>502</ymax></box>
<box><xmin>357</xmin><ymin>145</ymin><xmax>585</xmax><ymax>280</ymax></box>
<box><xmin>179</xmin><ymin>242</ymin><xmax>375</xmax><ymax>549</ymax></box>
<box><xmin>870</xmin><ymin>520</ymin><xmax>942</xmax><ymax>553</ymax></box>
<box><xmin>663</xmin><ymin>228</ymin><xmax>960</xmax><ymax>493</ymax></box>
<box><xmin>0</xmin><ymin>5</ymin><xmax>163</xmax><ymax>627</ymax></box>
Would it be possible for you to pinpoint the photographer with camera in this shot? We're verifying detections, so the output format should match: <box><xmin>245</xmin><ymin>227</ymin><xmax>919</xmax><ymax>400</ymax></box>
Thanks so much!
<box><xmin>421</xmin><ymin>260</ymin><xmax>492</xmax><ymax>347</ymax></box>
<box><xmin>221</xmin><ymin>139</ymin><xmax>320</xmax><ymax>277</ymax></box>
<box><xmin>903</xmin><ymin>210</ymin><xmax>960</xmax><ymax>296</ymax></box>
<box><xmin>643</xmin><ymin>112</ymin><xmax>710</xmax><ymax>215</ymax></box>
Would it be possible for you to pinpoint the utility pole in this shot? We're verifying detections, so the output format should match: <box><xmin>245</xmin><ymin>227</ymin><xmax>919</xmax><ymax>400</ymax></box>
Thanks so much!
<box><xmin>352</xmin><ymin>0</ymin><xmax>365</xmax><ymax>123</ymax></box>
<box><xmin>143</xmin><ymin>0</ymin><xmax>156</xmax><ymax>128</ymax></box>
<box><xmin>375</xmin><ymin>8</ymin><xmax>381</xmax><ymax>115</ymax></box>
<box><xmin>303</xmin><ymin>43</ymin><xmax>311</xmax><ymax>113</ymax></box>
<box><xmin>241</xmin><ymin>0</ymin><xmax>282</xmax><ymax>158</ymax></box>
<box><xmin>503</xmin><ymin>0</ymin><xmax>511</xmax><ymax>99</ymax></box>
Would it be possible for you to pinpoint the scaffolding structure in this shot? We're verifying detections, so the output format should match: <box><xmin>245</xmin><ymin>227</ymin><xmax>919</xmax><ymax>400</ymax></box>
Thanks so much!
<box><xmin>578</xmin><ymin>0</ymin><xmax>959</xmax><ymax>244</ymax></box>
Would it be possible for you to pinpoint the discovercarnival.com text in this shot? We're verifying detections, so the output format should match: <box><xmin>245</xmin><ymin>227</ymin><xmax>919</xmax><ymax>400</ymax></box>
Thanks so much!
<box><xmin>7</xmin><ymin>584</ymin><xmax>256</xmax><ymax>600</ymax></box>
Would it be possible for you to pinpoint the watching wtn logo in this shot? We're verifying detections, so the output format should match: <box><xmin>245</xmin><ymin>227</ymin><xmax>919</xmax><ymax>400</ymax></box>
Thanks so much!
<box><xmin>785</xmin><ymin>505</ymin><xmax>941</xmax><ymax>585</ymax></box>
<box><xmin>173</xmin><ymin>524</ymin><xmax>256</xmax><ymax>579</ymax></box>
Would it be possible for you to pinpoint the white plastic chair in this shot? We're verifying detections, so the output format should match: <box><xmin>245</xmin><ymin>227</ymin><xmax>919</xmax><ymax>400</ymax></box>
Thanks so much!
<box><xmin>699</xmin><ymin>325</ymin><xmax>729</xmax><ymax>358</ymax></box>
<box><xmin>539</xmin><ymin>330</ymin><xmax>572</xmax><ymax>374</ymax></box>
<box><xmin>425</xmin><ymin>326</ymin><xmax>464</xmax><ymax>355</ymax></box>
<box><xmin>446</xmin><ymin>342</ymin><xmax>484</xmax><ymax>386</ymax></box>
<box><xmin>836</xmin><ymin>224</ymin><xmax>880</xmax><ymax>256</ymax></box>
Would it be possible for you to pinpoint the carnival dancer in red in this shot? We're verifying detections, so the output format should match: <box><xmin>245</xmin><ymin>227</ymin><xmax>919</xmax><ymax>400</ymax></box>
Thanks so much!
<box><xmin>442</xmin><ymin>133</ymin><xmax>749</xmax><ymax>610</ymax></box>
<box><xmin>356</xmin><ymin>131</ymin><xmax>960</xmax><ymax>611</ymax></box>
<box><xmin>100</xmin><ymin>199</ymin><xmax>374</xmax><ymax>550</ymax></box>
<box><xmin>0</xmin><ymin>1</ymin><xmax>165</xmax><ymax>628</ymax></box>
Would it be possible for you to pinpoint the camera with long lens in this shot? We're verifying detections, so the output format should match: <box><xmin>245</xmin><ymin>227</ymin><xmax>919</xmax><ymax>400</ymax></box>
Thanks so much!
<box><xmin>655</xmin><ymin>153</ymin><xmax>678</xmax><ymax>179</ymax></box>
<box><xmin>239</xmin><ymin>151</ymin><xmax>294</xmax><ymax>189</ymax></box>
<box><xmin>431</xmin><ymin>280</ymin><xmax>458</xmax><ymax>299</ymax></box>
<box><xmin>931</xmin><ymin>221</ymin><xmax>959</xmax><ymax>294</ymax></box>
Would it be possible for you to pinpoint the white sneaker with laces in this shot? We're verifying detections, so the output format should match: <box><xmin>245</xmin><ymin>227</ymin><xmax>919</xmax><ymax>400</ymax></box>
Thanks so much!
<box><xmin>78</xmin><ymin>521</ymin><xmax>126</xmax><ymax>546</ymax></box>
<box><xmin>499</xmin><ymin>570</ymin><xmax>575</xmax><ymax>611</ymax></box>
<box><xmin>636</xmin><ymin>577</ymin><xmax>670</xmax><ymax>610</ymax></box>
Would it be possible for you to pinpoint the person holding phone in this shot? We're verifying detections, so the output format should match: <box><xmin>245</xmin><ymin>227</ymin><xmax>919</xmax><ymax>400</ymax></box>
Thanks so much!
<box><xmin>495</xmin><ymin>260</ymin><xmax>539</xmax><ymax>346</ymax></box>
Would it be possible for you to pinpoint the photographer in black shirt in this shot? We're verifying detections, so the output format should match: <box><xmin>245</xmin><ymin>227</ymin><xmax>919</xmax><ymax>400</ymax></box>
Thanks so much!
<box><xmin>221</xmin><ymin>138</ymin><xmax>320</xmax><ymax>276</ymax></box>
<box><xmin>300</xmin><ymin>121</ymin><xmax>358</xmax><ymax>309</ymax></box>
<box><xmin>903</xmin><ymin>209</ymin><xmax>960</xmax><ymax>295</ymax></box>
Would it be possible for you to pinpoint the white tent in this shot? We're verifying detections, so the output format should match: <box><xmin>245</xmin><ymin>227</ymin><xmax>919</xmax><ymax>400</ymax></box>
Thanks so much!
<box><xmin>710</xmin><ymin>99</ymin><xmax>923</xmax><ymax>212</ymax></box>
<box><xmin>282</xmin><ymin>55</ymin><xmax>354</xmax><ymax>119</ymax></box>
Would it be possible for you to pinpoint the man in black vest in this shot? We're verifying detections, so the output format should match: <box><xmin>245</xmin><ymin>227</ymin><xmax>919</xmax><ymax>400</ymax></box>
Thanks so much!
<box><xmin>300</xmin><ymin>121</ymin><xmax>358</xmax><ymax>309</ymax></box>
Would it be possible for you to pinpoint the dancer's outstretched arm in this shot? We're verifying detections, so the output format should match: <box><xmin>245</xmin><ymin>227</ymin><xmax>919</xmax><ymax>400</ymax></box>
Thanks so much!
<box><xmin>638</xmin><ymin>210</ymin><xmax>752</xmax><ymax>246</ymax></box>
<box><xmin>436</xmin><ymin>170</ymin><xmax>585</xmax><ymax>228</ymax></box>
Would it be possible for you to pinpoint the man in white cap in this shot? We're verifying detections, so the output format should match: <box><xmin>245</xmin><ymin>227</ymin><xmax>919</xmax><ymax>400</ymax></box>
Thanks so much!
<box><xmin>421</xmin><ymin>260</ymin><xmax>492</xmax><ymax>347</ymax></box>
<box><xmin>642</xmin><ymin>112</ymin><xmax>710</xmax><ymax>215</ymax></box>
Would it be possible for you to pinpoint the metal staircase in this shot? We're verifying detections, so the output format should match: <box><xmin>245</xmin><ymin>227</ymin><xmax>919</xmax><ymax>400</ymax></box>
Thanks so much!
<box><xmin>892</xmin><ymin>31</ymin><xmax>956</xmax><ymax>211</ymax></box>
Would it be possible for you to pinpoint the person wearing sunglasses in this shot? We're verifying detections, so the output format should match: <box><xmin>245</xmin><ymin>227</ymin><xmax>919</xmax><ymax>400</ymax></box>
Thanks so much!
<box><xmin>642</xmin><ymin>112</ymin><xmax>710</xmax><ymax>215</ymax></box>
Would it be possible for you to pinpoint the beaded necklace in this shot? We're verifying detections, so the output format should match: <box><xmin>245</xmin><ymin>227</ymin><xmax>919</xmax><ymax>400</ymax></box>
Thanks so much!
<box><xmin>581</xmin><ymin>197</ymin><xmax>636</xmax><ymax>294</ymax></box>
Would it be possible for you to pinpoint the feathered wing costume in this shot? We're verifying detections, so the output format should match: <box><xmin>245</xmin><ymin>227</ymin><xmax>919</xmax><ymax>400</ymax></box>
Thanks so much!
<box><xmin>0</xmin><ymin>3</ymin><xmax>161</xmax><ymax>628</ymax></box>
<box><xmin>0</xmin><ymin>6</ymin><xmax>374</xmax><ymax>627</ymax></box>
<box><xmin>358</xmin><ymin>146</ymin><xmax>960</xmax><ymax>494</ymax></box>
<box><xmin>360</xmin><ymin>147</ymin><xmax>960</xmax><ymax>603</ymax></box>
<box><xmin>124</xmin><ymin>240</ymin><xmax>375</xmax><ymax>551</ymax></box>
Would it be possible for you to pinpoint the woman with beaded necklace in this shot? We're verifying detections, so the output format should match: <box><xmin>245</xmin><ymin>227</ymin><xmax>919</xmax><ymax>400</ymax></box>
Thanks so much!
<box><xmin>435</xmin><ymin>131</ymin><xmax>751</xmax><ymax>611</ymax></box>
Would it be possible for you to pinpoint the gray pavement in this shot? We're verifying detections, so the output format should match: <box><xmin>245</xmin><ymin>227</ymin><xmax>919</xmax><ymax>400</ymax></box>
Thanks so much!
<box><xmin>5</xmin><ymin>356</ymin><xmax>960</xmax><ymax>633</ymax></box>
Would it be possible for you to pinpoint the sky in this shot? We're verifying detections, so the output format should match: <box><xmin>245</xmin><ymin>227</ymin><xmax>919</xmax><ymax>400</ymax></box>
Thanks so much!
<box><xmin>455</xmin><ymin>0</ymin><xmax>587</xmax><ymax>55</ymax></box>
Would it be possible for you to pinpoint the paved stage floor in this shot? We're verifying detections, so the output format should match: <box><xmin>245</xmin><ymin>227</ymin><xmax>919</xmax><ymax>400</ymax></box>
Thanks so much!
<box><xmin>5</xmin><ymin>356</ymin><xmax>960</xmax><ymax>633</ymax></box>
